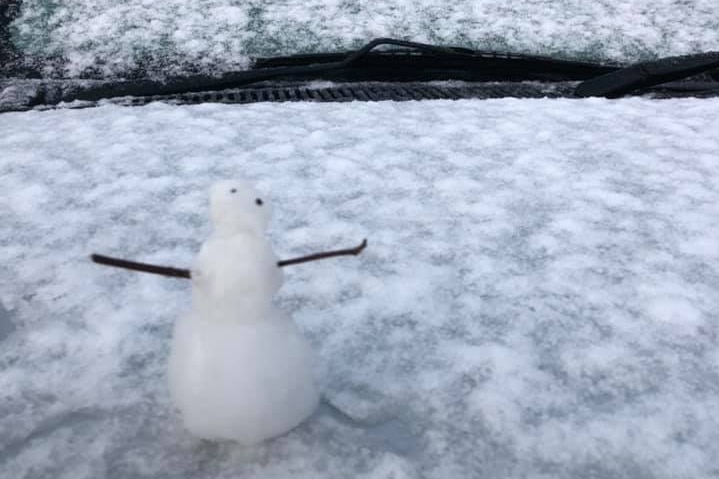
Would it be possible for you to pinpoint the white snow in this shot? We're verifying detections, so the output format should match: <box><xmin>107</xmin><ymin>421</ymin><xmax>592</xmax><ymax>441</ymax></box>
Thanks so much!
<box><xmin>168</xmin><ymin>180</ymin><xmax>319</xmax><ymax>443</ymax></box>
<box><xmin>9</xmin><ymin>0</ymin><xmax>719</xmax><ymax>77</ymax></box>
<box><xmin>0</xmin><ymin>98</ymin><xmax>718</xmax><ymax>478</ymax></box>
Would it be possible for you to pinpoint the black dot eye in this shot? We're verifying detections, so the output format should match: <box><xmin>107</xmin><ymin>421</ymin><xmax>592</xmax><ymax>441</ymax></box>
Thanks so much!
<box><xmin>255</xmin><ymin>198</ymin><xmax>263</xmax><ymax>206</ymax></box>
<box><xmin>230</xmin><ymin>188</ymin><xmax>237</xmax><ymax>194</ymax></box>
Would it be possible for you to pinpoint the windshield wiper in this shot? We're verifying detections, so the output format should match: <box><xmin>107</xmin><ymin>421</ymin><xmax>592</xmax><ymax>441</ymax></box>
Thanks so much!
<box><xmin>575</xmin><ymin>51</ymin><xmax>719</xmax><ymax>98</ymax></box>
<box><xmin>4</xmin><ymin>38</ymin><xmax>718</xmax><ymax>111</ymax></box>
<box><xmin>49</xmin><ymin>38</ymin><xmax>615</xmax><ymax>104</ymax></box>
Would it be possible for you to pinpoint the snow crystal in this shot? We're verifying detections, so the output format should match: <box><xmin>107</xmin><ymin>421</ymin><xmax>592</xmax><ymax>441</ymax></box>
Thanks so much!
<box><xmin>8</xmin><ymin>0</ymin><xmax>719</xmax><ymax>77</ymax></box>
<box><xmin>1</xmin><ymin>97</ymin><xmax>719</xmax><ymax>478</ymax></box>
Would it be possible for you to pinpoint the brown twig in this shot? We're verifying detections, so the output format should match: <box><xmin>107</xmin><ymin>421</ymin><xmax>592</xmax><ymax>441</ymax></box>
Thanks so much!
<box><xmin>90</xmin><ymin>239</ymin><xmax>367</xmax><ymax>279</ymax></box>
<box><xmin>277</xmin><ymin>239</ymin><xmax>368</xmax><ymax>267</ymax></box>
<box><xmin>91</xmin><ymin>254</ymin><xmax>191</xmax><ymax>278</ymax></box>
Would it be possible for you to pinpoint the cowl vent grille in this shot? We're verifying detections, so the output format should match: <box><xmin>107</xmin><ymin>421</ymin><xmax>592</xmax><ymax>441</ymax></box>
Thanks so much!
<box><xmin>113</xmin><ymin>82</ymin><xmax>580</xmax><ymax>107</ymax></box>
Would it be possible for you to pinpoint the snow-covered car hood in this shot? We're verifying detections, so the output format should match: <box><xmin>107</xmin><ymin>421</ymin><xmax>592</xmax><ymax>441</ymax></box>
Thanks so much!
<box><xmin>1</xmin><ymin>98</ymin><xmax>718</xmax><ymax>478</ymax></box>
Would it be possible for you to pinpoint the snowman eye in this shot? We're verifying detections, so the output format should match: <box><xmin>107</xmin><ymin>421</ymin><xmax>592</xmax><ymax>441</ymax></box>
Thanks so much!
<box><xmin>230</xmin><ymin>188</ymin><xmax>237</xmax><ymax>194</ymax></box>
<box><xmin>255</xmin><ymin>198</ymin><xmax>263</xmax><ymax>206</ymax></box>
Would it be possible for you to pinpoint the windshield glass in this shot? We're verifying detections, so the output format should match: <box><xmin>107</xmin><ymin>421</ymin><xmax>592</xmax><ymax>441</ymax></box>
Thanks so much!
<box><xmin>6</xmin><ymin>0</ymin><xmax>719</xmax><ymax>78</ymax></box>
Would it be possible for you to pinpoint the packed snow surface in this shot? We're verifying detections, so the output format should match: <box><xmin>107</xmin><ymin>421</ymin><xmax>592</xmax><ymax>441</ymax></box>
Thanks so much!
<box><xmin>1</xmin><ymin>98</ymin><xmax>719</xmax><ymax>478</ymax></box>
<box><xmin>10</xmin><ymin>0</ymin><xmax>719</xmax><ymax>77</ymax></box>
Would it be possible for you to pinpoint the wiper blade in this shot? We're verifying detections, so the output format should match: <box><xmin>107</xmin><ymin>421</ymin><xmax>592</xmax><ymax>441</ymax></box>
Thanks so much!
<box><xmin>5</xmin><ymin>38</ymin><xmax>718</xmax><ymax>111</ymax></box>
<box><xmin>575</xmin><ymin>51</ymin><xmax>719</xmax><ymax>98</ymax></box>
<box><xmin>50</xmin><ymin>38</ymin><xmax>614</xmax><ymax>104</ymax></box>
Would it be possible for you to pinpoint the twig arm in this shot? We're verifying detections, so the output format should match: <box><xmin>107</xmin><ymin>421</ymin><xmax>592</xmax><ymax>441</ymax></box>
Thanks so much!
<box><xmin>277</xmin><ymin>239</ymin><xmax>368</xmax><ymax>267</ymax></box>
<box><xmin>90</xmin><ymin>254</ymin><xmax>191</xmax><ymax>279</ymax></box>
<box><xmin>90</xmin><ymin>238</ymin><xmax>367</xmax><ymax>278</ymax></box>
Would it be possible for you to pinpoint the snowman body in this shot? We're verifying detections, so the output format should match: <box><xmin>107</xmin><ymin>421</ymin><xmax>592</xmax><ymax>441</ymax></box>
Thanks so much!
<box><xmin>168</xmin><ymin>181</ymin><xmax>319</xmax><ymax>444</ymax></box>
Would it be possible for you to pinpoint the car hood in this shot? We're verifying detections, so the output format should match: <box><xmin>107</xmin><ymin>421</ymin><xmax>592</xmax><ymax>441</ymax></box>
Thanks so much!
<box><xmin>1</xmin><ymin>98</ymin><xmax>719</xmax><ymax>478</ymax></box>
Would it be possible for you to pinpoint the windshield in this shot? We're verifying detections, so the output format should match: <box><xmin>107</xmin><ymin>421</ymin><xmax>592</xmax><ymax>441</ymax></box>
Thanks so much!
<box><xmin>4</xmin><ymin>0</ymin><xmax>719</xmax><ymax>78</ymax></box>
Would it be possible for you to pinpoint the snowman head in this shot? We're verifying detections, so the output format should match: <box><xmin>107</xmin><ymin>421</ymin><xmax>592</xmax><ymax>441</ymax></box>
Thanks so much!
<box><xmin>209</xmin><ymin>180</ymin><xmax>272</xmax><ymax>237</ymax></box>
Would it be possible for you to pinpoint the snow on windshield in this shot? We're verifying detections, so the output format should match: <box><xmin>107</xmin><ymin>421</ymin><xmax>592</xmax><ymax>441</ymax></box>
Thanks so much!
<box><xmin>1</xmin><ymin>98</ymin><xmax>718</xmax><ymax>478</ymax></box>
<box><xmin>9</xmin><ymin>0</ymin><xmax>719</xmax><ymax>77</ymax></box>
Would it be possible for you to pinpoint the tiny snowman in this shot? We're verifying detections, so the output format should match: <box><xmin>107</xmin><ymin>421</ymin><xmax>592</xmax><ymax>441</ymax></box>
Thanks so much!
<box><xmin>91</xmin><ymin>180</ymin><xmax>366</xmax><ymax>444</ymax></box>
<box><xmin>168</xmin><ymin>180</ymin><xmax>319</xmax><ymax>444</ymax></box>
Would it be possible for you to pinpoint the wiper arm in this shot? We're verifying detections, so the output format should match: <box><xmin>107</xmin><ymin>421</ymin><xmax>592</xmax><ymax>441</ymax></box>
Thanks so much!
<box><xmin>575</xmin><ymin>51</ymin><xmax>719</xmax><ymax>98</ymax></box>
<box><xmin>18</xmin><ymin>38</ymin><xmax>717</xmax><ymax>108</ymax></box>
<box><xmin>66</xmin><ymin>39</ymin><xmax>435</xmax><ymax>101</ymax></box>
<box><xmin>55</xmin><ymin>39</ymin><xmax>464</xmax><ymax>103</ymax></box>
<box><xmin>52</xmin><ymin>38</ymin><xmax>613</xmax><ymax>104</ymax></box>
